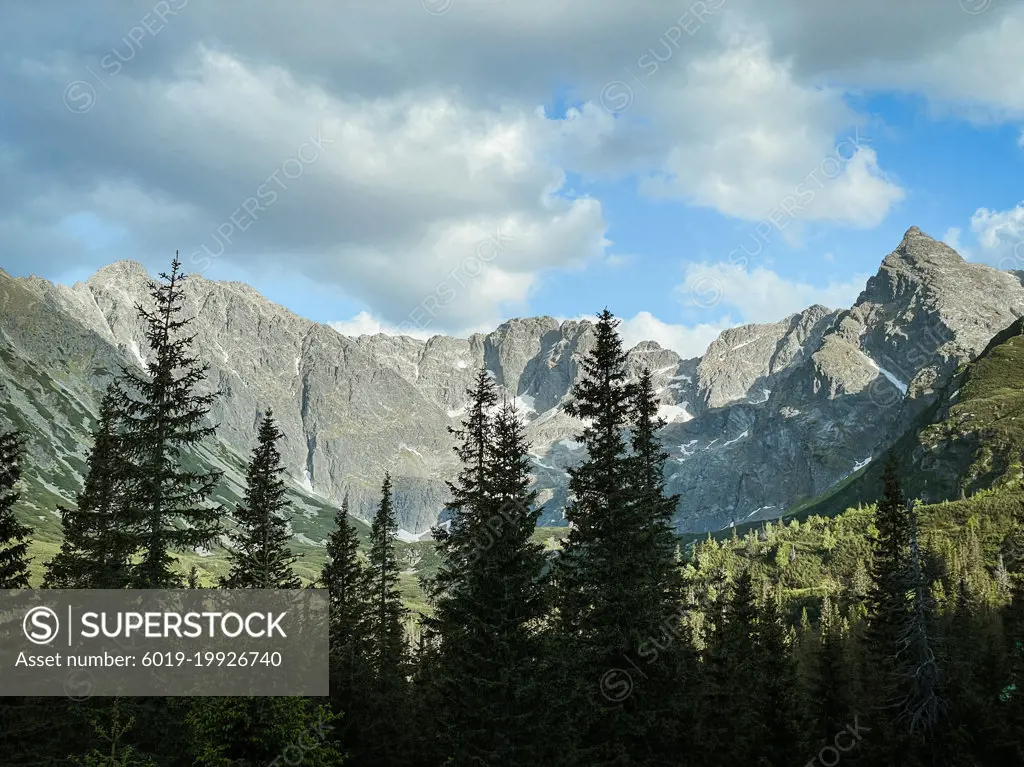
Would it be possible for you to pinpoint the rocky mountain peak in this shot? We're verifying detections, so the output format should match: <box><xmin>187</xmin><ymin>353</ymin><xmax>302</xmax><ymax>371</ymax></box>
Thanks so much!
<box><xmin>857</xmin><ymin>224</ymin><xmax>1008</xmax><ymax>313</ymax></box>
<box><xmin>85</xmin><ymin>259</ymin><xmax>151</xmax><ymax>287</ymax></box>
<box><xmin>7</xmin><ymin>228</ymin><xmax>1024</xmax><ymax>536</ymax></box>
<box><xmin>889</xmin><ymin>225</ymin><xmax>964</xmax><ymax>270</ymax></box>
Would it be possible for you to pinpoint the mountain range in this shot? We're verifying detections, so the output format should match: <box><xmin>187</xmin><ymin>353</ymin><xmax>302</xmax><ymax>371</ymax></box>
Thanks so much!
<box><xmin>2</xmin><ymin>226</ymin><xmax>1023</xmax><ymax>550</ymax></box>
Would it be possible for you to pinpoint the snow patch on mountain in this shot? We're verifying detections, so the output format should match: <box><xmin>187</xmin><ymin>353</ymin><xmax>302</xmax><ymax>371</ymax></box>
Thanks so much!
<box><xmin>129</xmin><ymin>341</ymin><xmax>146</xmax><ymax>368</ymax></box>
<box><xmin>658</xmin><ymin>403</ymin><xmax>692</xmax><ymax>423</ymax></box>
<box><xmin>723</xmin><ymin>430</ymin><xmax>750</xmax><ymax>447</ymax></box>
<box><xmin>678</xmin><ymin>440</ymin><xmax>699</xmax><ymax>459</ymax></box>
<box><xmin>396</xmin><ymin>529</ymin><xmax>429</xmax><ymax>543</ymax></box>
<box><xmin>858</xmin><ymin>350</ymin><xmax>909</xmax><ymax>395</ymax></box>
<box><xmin>515</xmin><ymin>394</ymin><xmax>537</xmax><ymax>413</ymax></box>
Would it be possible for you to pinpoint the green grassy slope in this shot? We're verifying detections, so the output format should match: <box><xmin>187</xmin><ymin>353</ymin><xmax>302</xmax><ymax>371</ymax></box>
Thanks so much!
<box><xmin>798</xmin><ymin>317</ymin><xmax>1024</xmax><ymax>520</ymax></box>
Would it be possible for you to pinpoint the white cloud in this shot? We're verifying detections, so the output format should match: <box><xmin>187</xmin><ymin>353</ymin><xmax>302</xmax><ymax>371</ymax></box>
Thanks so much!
<box><xmin>3</xmin><ymin>0</ymin><xmax>1022</xmax><ymax>330</ymax></box>
<box><xmin>942</xmin><ymin>226</ymin><xmax>973</xmax><ymax>260</ymax></box>
<box><xmin>328</xmin><ymin>312</ymin><xmax>427</xmax><ymax>340</ymax></box>
<box><xmin>329</xmin><ymin>311</ymin><xmax>496</xmax><ymax>341</ymax></box>
<box><xmin>678</xmin><ymin>262</ymin><xmax>868</xmax><ymax>323</ymax></box>
<box><xmin>628</xmin><ymin>31</ymin><xmax>904</xmax><ymax>226</ymax></box>
<box><xmin>618</xmin><ymin>311</ymin><xmax>734</xmax><ymax>359</ymax></box>
<box><xmin>969</xmin><ymin>203</ymin><xmax>1024</xmax><ymax>269</ymax></box>
<box><xmin>862</xmin><ymin>11</ymin><xmax>1024</xmax><ymax>122</ymax></box>
<box><xmin>10</xmin><ymin>47</ymin><xmax>610</xmax><ymax>332</ymax></box>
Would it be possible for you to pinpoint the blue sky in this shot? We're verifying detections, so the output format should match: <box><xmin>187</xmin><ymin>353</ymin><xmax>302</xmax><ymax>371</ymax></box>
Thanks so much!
<box><xmin>2</xmin><ymin>0</ymin><xmax>1024</xmax><ymax>358</ymax></box>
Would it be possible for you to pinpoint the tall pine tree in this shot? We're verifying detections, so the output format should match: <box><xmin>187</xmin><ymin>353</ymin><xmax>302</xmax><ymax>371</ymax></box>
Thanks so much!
<box><xmin>359</xmin><ymin>472</ymin><xmax>410</xmax><ymax>766</ymax></box>
<box><xmin>898</xmin><ymin>508</ymin><xmax>945</xmax><ymax>743</ymax></box>
<box><xmin>557</xmin><ymin>311</ymin><xmax>685</xmax><ymax>765</ymax></box>
<box><xmin>699</xmin><ymin>568</ymin><xmax>761</xmax><ymax>765</ymax></box>
<box><xmin>429</xmin><ymin>369</ymin><xmax>496</xmax><ymax>621</ymax></box>
<box><xmin>221</xmin><ymin>409</ymin><xmax>300</xmax><ymax>589</ymax></box>
<box><xmin>428</xmin><ymin>380</ymin><xmax>553</xmax><ymax>766</ymax></box>
<box><xmin>112</xmin><ymin>254</ymin><xmax>223</xmax><ymax>588</ymax></box>
<box><xmin>862</xmin><ymin>456</ymin><xmax>915</xmax><ymax>765</ymax></box>
<box><xmin>0</xmin><ymin>429</ymin><xmax>31</xmax><ymax>589</ymax></box>
<box><xmin>44</xmin><ymin>387</ymin><xmax>134</xmax><ymax>589</ymax></box>
<box><xmin>624</xmin><ymin>368</ymin><xmax>692</xmax><ymax>765</ymax></box>
<box><xmin>321</xmin><ymin>494</ymin><xmax>368</xmax><ymax>748</ymax></box>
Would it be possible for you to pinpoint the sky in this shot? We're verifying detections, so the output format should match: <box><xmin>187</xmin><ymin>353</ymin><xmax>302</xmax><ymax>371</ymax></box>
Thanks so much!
<box><xmin>2</xmin><ymin>0</ymin><xmax>1024</xmax><ymax>358</ymax></box>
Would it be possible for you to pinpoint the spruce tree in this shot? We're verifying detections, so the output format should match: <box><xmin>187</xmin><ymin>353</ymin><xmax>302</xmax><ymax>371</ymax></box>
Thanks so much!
<box><xmin>1005</xmin><ymin>552</ymin><xmax>1024</xmax><ymax>761</ymax></box>
<box><xmin>753</xmin><ymin>584</ymin><xmax>802</xmax><ymax>766</ymax></box>
<box><xmin>1000</xmin><ymin>510</ymin><xmax>1024</xmax><ymax>762</ymax></box>
<box><xmin>112</xmin><ymin>254</ymin><xmax>223</xmax><ymax>588</ymax></box>
<box><xmin>862</xmin><ymin>457</ymin><xmax>914</xmax><ymax>764</ymax></box>
<box><xmin>221</xmin><ymin>409</ymin><xmax>300</xmax><ymax>589</ymax></box>
<box><xmin>625</xmin><ymin>368</ymin><xmax>692</xmax><ymax>765</ymax></box>
<box><xmin>557</xmin><ymin>310</ymin><xmax>688</xmax><ymax>765</ymax></box>
<box><xmin>865</xmin><ymin>457</ymin><xmax>912</xmax><ymax>689</ymax></box>
<box><xmin>811</xmin><ymin>593</ymin><xmax>854</xmax><ymax>746</ymax></box>
<box><xmin>429</xmin><ymin>369</ymin><xmax>496</xmax><ymax>613</ymax></box>
<box><xmin>44</xmin><ymin>388</ymin><xmax>134</xmax><ymax>589</ymax></box>
<box><xmin>428</xmin><ymin>384</ymin><xmax>552</xmax><ymax>766</ymax></box>
<box><xmin>557</xmin><ymin>309</ymin><xmax>636</xmax><ymax>765</ymax></box>
<box><xmin>627</xmin><ymin>369</ymin><xmax>684</xmax><ymax>610</ymax></box>
<box><xmin>0</xmin><ymin>429</ymin><xmax>31</xmax><ymax>589</ymax></box>
<box><xmin>898</xmin><ymin>509</ymin><xmax>945</xmax><ymax>741</ymax></box>
<box><xmin>321</xmin><ymin>495</ymin><xmax>368</xmax><ymax>746</ymax></box>
<box><xmin>701</xmin><ymin>569</ymin><xmax>760</xmax><ymax>764</ymax></box>
<box><xmin>360</xmin><ymin>472</ymin><xmax>410</xmax><ymax>765</ymax></box>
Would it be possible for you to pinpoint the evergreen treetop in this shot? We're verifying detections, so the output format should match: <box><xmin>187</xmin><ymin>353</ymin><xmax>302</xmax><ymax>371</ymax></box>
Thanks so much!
<box><xmin>111</xmin><ymin>254</ymin><xmax>224</xmax><ymax>588</ymax></box>
<box><xmin>221</xmin><ymin>409</ymin><xmax>300</xmax><ymax>590</ymax></box>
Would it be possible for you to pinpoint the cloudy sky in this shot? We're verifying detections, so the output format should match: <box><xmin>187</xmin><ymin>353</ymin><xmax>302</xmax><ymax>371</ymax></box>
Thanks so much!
<box><xmin>2</xmin><ymin>0</ymin><xmax>1023</xmax><ymax>357</ymax></box>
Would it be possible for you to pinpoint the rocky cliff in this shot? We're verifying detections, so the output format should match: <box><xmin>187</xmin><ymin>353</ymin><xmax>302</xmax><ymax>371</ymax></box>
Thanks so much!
<box><xmin>2</xmin><ymin>226</ymin><xmax>1022</xmax><ymax>539</ymax></box>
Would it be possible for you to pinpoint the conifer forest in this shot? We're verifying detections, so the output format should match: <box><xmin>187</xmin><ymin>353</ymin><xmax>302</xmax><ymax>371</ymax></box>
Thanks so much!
<box><xmin>1</xmin><ymin>257</ymin><xmax>1022</xmax><ymax>766</ymax></box>
<box><xmin>6</xmin><ymin>1</ymin><xmax>1024</xmax><ymax>762</ymax></box>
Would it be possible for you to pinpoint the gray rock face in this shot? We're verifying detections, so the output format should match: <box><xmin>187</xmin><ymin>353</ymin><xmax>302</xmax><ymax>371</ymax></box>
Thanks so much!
<box><xmin>2</xmin><ymin>226</ymin><xmax>1023</xmax><ymax>537</ymax></box>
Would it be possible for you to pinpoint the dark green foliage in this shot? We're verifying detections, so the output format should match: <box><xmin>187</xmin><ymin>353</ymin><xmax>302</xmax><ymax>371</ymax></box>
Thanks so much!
<box><xmin>188</xmin><ymin>697</ymin><xmax>343</xmax><ymax>767</ymax></box>
<box><xmin>67</xmin><ymin>699</ymin><xmax>156</xmax><ymax>767</ymax></box>
<box><xmin>8</xmin><ymin>304</ymin><xmax>1024</xmax><ymax>766</ymax></box>
<box><xmin>864</xmin><ymin>457</ymin><xmax>913</xmax><ymax>700</ymax></box>
<box><xmin>0</xmin><ymin>427</ymin><xmax>31</xmax><ymax>588</ymax></box>
<box><xmin>44</xmin><ymin>387</ymin><xmax>134</xmax><ymax>588</ymax></box>
<box><xmin>221</xmin><ymin>409</ymin><xmax>301</xmax><ymax>589</ymax></box>
<box><xmin>426</xmin><ymin>373</ymin><xmax>553</xmax><ymax>766</ymax></box>
<box><xmin>357</xmin><ymin>472</ymin><xmax>411</xmax><ymax>765</ymax></box>
<box><xmin>556</xmin><ymin>311</ymin><xmax>688</xmax><ymax>765</ymax></box>
<box><xmin>111</xmin><ymin>254</ymin><xmax>224</xmax><ymax>588</ymax></box>
<box><xmin>807</xmin><ymin>593</ymin><xmax>855</xmax><ymax>746</ymax></box>
<box><xmin>364</xmin><ymin>472</ymin><xmax>407</xmax><ymax>682</ymax></box>
<box><xmin>753</xmin><ymin>584</ymin><xmax>802</xmax><ymax>765</ymax></box>
<box><xmin>322</xmin><ymin>494</ymin><xmax>368</xmax><ymax>747</ymax></box>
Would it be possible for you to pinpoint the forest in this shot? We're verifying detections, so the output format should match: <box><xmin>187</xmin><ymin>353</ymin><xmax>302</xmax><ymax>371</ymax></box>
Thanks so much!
<box><xmin>0</xmin><ymin>257</ymin><xmax>1022</xmax><ymax>766</ymax></box>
